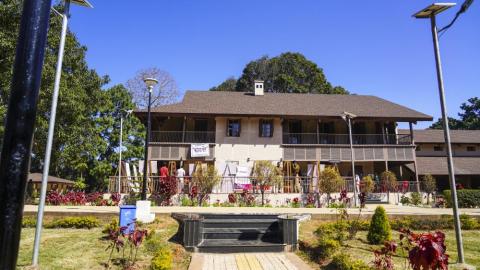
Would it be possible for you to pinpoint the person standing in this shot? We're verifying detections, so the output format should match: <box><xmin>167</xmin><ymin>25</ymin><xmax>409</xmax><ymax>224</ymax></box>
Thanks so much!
<box><xmin>176</xmin><ymin>163</ymin><xmax>186</xmax><ymax>194</ymax></box>
<box><xmin>160</xmin><ymin>162</ymin><xmax>169</xmax><ymax>180</ymax></box>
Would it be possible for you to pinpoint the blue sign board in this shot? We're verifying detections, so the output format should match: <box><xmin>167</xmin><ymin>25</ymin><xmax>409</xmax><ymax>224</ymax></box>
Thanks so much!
<box><xmin>119</xmin><ymin>205</ymin><xmax>136</xmax><ymax>234</ymax></box>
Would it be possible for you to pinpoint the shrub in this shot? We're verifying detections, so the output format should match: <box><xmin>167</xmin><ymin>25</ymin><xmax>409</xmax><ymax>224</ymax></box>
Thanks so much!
<box><xmin>153</xmin><ymin>176</ymin><xmax>177</xmax><ymax>206</ymax></box>
<box><xmin>102</xmin><ymin>218</ymin><xmax>119</xmax><ymax>234</ymax></box>
<box><xmin>45</xmin><ymin>216</ymin><xmax>100</xmax><ymax>229</ymax></box>
<box><xmin>380</xmin><ymin>171</ymin><xmax>397</xmax><ymax>193</ymax></box>
<box><xmin>22</xmin><ymin>216</ymin><xmax>37</xmax><ymax>228</ymax></box>
<box><xmin>360</xmin><ymin>175</ymin><xmax>375</xmax><ymax>194</ymax></box>
<box><xmin>460</xmin><ymin>214</ymin><xmax>479</xmax><ymax>230</ymax></box>
<box><xmin>331</xmin><ymin>253</ymin><xmax>372</xmax><ymax>270</ymax></box>
<box><xmin>400</xmin><ymin>195</ymin><xmax>410</xmax><ymax>205</ymax></box>
<box><xmin>367</xmin><ymin>206</ymin><xmax>391</xmax><ymax>244</ymax></box>
<box><xmin>150</xmin><ymin>246</ymin><xmax>172</xmax><ymax>270</ymax></box>
<box><xmin>410</xmin><ymin>192</ymin><xmax>422</xmax><ymax>206</ymax></box>
<box><xmin>443</xmin><ymin>189</ymin><xmax>480</xmax><ymax>208</ymax></box>
<box><xmin>317</xmin><ymin>238</ymin><xmax>340</xmax><ymax>260</ymax></box>
<box><xmin>318</xmin><ymin>167</ymin><xmax>344</xmax><ymax>205</ymax></box>
<box><xmin>400</xmin><ymin>230</ymin><xmax>449</xmax><ymax>270</ymax></box>
<box><xmin>372</xmin><ymin>241</ymin><xmax>397</xmax><ymax>270</ymax></box>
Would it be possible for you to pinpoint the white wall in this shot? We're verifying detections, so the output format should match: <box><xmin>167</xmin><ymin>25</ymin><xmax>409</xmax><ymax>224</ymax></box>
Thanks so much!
<box><xmin>214</xmin><ymin>117</ymin><xmax>283</xmax><ymax>168</ymax></box>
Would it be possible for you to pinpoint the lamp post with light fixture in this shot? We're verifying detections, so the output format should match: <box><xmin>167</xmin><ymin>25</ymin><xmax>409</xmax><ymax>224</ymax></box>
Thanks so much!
<box><xmin>341</xmin><ymin>111</ymin><xmax>357</xmax><ymax>207</ymax></box>
<box><xmin>413</xmin><ymin>2</ymin><xmax>464</xmax><ymax>264</ymax></box>
<box><xmin>32</xmin><ymin>0</ymin><xmax>93</xmax><ymax>266</ymax></box>
<box><xmin>141</xmin><ymin>78</ymin><xmax>158</xmax><ymax>200</ymax></box>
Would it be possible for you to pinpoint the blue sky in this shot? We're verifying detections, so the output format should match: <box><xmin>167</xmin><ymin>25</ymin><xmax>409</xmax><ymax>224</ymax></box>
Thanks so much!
<box><xmin>68</xmin><ymin>1</ymin><xmax>479</xmax><ymax>128</ymax></box>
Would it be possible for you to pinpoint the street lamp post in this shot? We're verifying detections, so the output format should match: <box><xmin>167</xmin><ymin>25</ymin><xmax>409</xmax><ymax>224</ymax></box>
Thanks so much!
<box><xmin>118</xmin><ymin>109</ymin><xmax>133</xmax><ymax>193</ymax></box>
<box><xmin>413</xmin><ymin>3</ymin><xmax>465</xmax><ymax>264</ymax></box>
<box><xmin>341</xmin><ymin>112</ymin><xmax>358</xmax><ymax>207</ymax></box>
<box><xmin>32</xmin><ymin>0</ymin><xmax>93</xmax><ymax>266</ymax></box>
<box><xmin>141</xmin><ymin>78</ymin><xmax>158</xmax><ymax>200</ymax></box>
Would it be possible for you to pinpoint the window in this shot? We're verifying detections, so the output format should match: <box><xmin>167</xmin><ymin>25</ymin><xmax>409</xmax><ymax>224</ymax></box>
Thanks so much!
<box><xmin>416</xmin><ymin>146</ymin><xmax>421</xmax><ymax>151</ymax></box>
<box><xmin>259</xmin><ymin>119</ymin><xmax>274</xmax><ymax>137</ymax></box>
<box><xmin>467</xmin><ymin>146</ymin><xmax>476</xmax><ymax>152</ymax></box>
<box><xmin>227</xmin><ymin>119</ymin><xmax>241</xmax><ymax>137</ymax></box>
<box><xmin>434</xmin><ymin>145</ymin><xmax>444</xmax><ymax>151</ymax></box>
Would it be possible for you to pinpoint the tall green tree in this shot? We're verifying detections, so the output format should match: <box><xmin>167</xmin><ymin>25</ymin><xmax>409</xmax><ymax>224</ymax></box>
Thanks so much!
<box><xmin>211</xmin><ymin>52</ymin><xmax>348</xmax><ymax>94</ymax></box>
<box><xmin>0</xmin><ymin>1</ymin><xmax>145</xmax><ymax>190</ymax></box>
<box><xmin>430</xmin><ymin>97</ymin><xmax>480</xmax><ymax>130</ymax></box>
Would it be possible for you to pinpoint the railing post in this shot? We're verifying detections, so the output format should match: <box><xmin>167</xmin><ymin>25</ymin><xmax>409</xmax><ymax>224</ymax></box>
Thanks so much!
<box><xmin>182</xmin><ymin>117</ymin><xmax>186</xmax><ymax>142</ymax></box>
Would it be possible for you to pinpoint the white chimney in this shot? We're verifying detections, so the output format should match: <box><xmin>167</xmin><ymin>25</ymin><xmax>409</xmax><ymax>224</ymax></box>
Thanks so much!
<box><xmin>254</xmin><ymin>80</ymin><xmax>264</xmax><ymax>96</ymax></box>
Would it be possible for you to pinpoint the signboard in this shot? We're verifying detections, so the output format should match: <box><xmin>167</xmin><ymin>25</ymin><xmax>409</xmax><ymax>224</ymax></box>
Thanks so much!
<box><xmin>191</xmin><ymin>143</ymin><xmax>210</xmax><ymax>157</ymax></box>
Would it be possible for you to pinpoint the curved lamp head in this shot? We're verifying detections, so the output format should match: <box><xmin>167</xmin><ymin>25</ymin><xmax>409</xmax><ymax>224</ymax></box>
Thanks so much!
<box><xmin>143</xmin><ymin>77</ymin><xmax>158</xmax><ymax>90</ymax></box>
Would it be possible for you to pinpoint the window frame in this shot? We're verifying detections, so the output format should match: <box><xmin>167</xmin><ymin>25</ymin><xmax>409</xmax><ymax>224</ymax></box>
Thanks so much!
<box><xmin>259</xmin><ymin>119</ymin><xmax>274</xmax><ymax>137</ymax></box>
<box><xmin>226</xmin><ymin>119</ymin><xmax>241</xmax><ymax>137</ymax></box>
<box><xmin>466</xmin><ymin>146</ymin><xmax>476</xmax><ymax>152</ymax></box>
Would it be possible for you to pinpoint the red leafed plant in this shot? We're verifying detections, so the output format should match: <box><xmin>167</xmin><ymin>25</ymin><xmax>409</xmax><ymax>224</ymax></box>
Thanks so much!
<box><xmin>228</xmin><ymin>193</ymin><xmax>237</xmax><ymax>204</ymax></box>
<box><xmin>372</xmin><ymin>240</ymin><xmax>397</xmax><ymax>270</ymax></box>
<box><xmin>400</xmin><ymin>229</ymin><xmax>449</xmax><ymax>270</ymax></box>
<box><xmin>103</xmin><ymin>220</ymin><xmax>148</xmax><ymax>269</ymax></box>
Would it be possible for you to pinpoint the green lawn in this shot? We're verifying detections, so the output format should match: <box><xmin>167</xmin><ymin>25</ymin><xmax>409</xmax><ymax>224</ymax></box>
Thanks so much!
<box><xmin>298</xmin><ymin>219</ymin><xmax>480</xmax><ymax>269</ymax></box>
<box><xmin>17</xmin><ymin>215</ymin><xmax>190</xmax><ymax>270</ymax></box>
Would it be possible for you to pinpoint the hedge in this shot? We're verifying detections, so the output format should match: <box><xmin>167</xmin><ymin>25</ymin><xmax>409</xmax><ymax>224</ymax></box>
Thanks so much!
<box><xmin>443</xmin><ymin>189</ymin><xmax>480</xmax><ymax>208</ymax></box>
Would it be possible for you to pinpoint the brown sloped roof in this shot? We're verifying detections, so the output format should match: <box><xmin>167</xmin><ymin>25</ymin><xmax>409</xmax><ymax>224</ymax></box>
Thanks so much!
<box><xmin>405</xmin><ymin>157</ymin><xmax>480</xmax><ymax>175</ymax></box>
<box><xmin>399</xmin><ymin>129</ymin><xmax>480</xmax><ymax>144</ymax></box>
<box><xmin>28</xmin><ymin>173</ymin><xmax>75</xmax><ymax>185</ymax></box>
<box><xmin>137</xmin><ymin>91</ymin><xmax>432</xmax><ymax>121</ymax></box>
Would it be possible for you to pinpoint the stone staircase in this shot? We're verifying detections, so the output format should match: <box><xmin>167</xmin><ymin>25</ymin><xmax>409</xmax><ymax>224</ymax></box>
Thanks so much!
<box><xmin>173</xmin><ymin>213</ymin><xmax>298</xmax><ymax>253</ymax></box>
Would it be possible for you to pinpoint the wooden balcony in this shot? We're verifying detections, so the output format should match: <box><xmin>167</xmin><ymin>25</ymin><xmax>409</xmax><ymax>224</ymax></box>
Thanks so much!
<box><xmin>282</xmin><ymin>133</ymin><xmax>412</xmax><ymax>145</ymax></box>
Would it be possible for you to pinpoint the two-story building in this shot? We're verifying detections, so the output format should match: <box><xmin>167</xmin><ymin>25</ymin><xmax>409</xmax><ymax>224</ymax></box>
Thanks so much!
<box><xmin>133</xmin><ymin>81</ymin><xmax>432</xmax><ymax>194</ymax></box>
<box><xmin>400</xmin><ymin>129</ymin><xmax>480</xmax><ymax>190</ymax></box>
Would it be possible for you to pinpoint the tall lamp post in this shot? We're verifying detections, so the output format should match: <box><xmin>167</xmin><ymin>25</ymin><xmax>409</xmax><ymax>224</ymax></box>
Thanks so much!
<box><xmin>32</xmin><ymin>0</ymin><xmax>93</xmax><ymax>266</ymax></box>
<box><xmin>118</xmin><ymin>109</ymin><xmax>133</xmax><ymax>193</ymax></box>
<box><xmin>141</xmin><ymin>78</ymin><xmax>158</xmax><ymax>200</ymax></box>
<box><xmin>341</xmin><ymin>111</ymin><xmax>357</xmax><ymax>207</ymax></box>
<box><xmin>413</xmin><ymin>3</ymin><xmax>464</xmax><ymax>264</ymax></box>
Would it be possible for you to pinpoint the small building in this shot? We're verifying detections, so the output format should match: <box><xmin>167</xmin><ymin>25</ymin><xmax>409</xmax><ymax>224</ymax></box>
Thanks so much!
<box><xmin>27</xmin><ymin>173</ymin><xmax>75</xmax><ymax>194</ymax></box>
<box><xmin>400</xmin><ymin>129</ymin><xmax>480</xmax><ymax>190</ymax></box>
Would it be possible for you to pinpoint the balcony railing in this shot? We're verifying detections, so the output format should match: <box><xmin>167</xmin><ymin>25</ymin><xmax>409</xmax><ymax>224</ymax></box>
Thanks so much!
<box><xmin>282</xmin><ymin>133</ymin><xmax>412</xmax><ymax>145</ymax></box>
<box><xmin>150</xmin><ymin>131</ymin><xmax>215</xmax><ymax>143</ymax></box>
<box><xmin>108</xmin><ymin>175</ymin><xmax>423</xmax><ymax>195</ymax></box>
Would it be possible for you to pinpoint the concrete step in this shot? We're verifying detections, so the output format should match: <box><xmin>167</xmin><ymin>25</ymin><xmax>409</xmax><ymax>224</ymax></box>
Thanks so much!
<box><xmin>202</xmin><ymin>219</ymin><xmax>279</xmax><ymax>229</ymax></box>
<box><xmin>203</xmin><ymin>227</ymin><xmax>280</xmax><ymax>240</ymax></box>
<box><xmin>197</xmin><ymin>239</ymin><xmax>286</xmax><ymax>253</ymax></box>
<box><xmin>201</xmin><ymin>214</ymin><xmax>280</xmax><ymax>220</ymax></box>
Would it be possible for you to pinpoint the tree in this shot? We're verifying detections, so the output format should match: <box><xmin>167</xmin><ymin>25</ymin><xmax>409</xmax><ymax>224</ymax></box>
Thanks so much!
<box><xmin>422</xmin><ymin>174</ymin><xmax>437</xmax><ymax>204</ymax></box>
<box><xmin>209</xmin><ymin>77</ymin><xmax>237</xmax><ymax>91</ymax></box>
<box><xmin>212</xmin><ymin>52</ymin><xmax>349</xmax><ymax>94</ymax></box>
<box><xmin>192</xmin><ymin>165</ymin><xmax>220</xmax><ymax>205</ymax></box>
<box><xmin>429</xmin><ymin>117</ymin><xmax>465</xmax><ymax>130</ymax></box>
<box><xmin>318</xmin><ymin>167</ymin><xmax>344</xmax><ymax>205</ymax></box>
<box><xmin>430</xmin><ymin>97</ymin><xmax>480</xmax><ymax>130</ymax></box>
<box><xmin>125</xmin><ymin>67</ymin><xmax>179</xmax><ymax>109</ymax></box>
<box><xmin>1</xmin><ymin>2</ymin><xmax>146</xmax><ymax>190</ymax></box>
<box><xmin>381</xmin><ymin>171</ymin><xmax>397</xmax><ymax>203</ymax></box>
<box><xmin>360</xmin><ymin>175</ymin><xmax>375</xmax><ymax>194</ymax></box>
<box><xmin>253</xmin><ymin>160</ymin><xmax>282</xmax><ymax>206</ymax></box>
<box><xmin>367</xmin><ymin>206</ymin><xmax>391</xmax><ymax>244</ymax></box>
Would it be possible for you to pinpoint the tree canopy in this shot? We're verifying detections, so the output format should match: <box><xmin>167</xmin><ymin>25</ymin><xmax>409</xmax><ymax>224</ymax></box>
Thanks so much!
<box><xmin>0</xmin><ymin>1</ymin><xmax>145</xmax><ymax>190</ymax></box>
<box><xmin>210</xmin><ymin>52</ymin><xmax>349</xmax><ymax>94</ymax></box>
<box><xmin>430</xmin><ymin>97</ymin><xmax>480</xmax><ymax>130</ymax></box>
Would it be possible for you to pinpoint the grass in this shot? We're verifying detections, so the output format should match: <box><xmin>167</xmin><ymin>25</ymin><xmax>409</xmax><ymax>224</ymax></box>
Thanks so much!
<box><xmin>297</xmin><ymin>219</ymin><xmax>480</xmax><ymax>269</ymax></box>
<box><xmin>17</xmin><ymin>214</ymin><xmax>190</xmax><ymax>270</ymax></box>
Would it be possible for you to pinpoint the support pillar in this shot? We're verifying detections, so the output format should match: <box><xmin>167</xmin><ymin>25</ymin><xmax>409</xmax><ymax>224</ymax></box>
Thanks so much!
<box><xmin>182</xmin><ymin>116</ymin><xmax>186</xmax><ymax>142</ymax></box>
<box><xmin>410</xmin><ymin>122</ymin><xmax>420</xmax><ymax>192</ymax></box>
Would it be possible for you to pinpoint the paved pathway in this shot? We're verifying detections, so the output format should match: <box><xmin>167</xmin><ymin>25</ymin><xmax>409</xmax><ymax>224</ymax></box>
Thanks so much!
<box><xmin>188</xmin><ymin>253</ymin><xmax>313</xmax><ymax>270</ymax></box>
<box><xmin>23</xmin><ymin>204</ymin><xmax>480</xmax><ymax>216</ymax></box>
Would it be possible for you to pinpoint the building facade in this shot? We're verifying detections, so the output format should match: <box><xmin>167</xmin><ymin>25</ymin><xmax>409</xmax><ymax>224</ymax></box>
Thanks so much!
<box><xmin>132</xmin><ymin>81</ymin><xmax>433</xmax><ymax>194</ymax></box>
<box><xmin>400</xmin><ymin>129</ymin><xmax>480</xmax><ymax>190</ymax></box>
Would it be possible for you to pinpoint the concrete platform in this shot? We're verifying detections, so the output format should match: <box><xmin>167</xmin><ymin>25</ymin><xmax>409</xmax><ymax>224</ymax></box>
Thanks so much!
<box><xmin>23</xmin><ymin>204</ymin><xmax>480</xmax><ymax>217</ymax></box>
